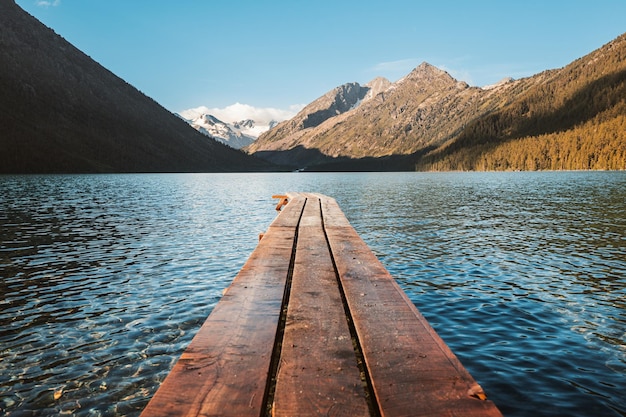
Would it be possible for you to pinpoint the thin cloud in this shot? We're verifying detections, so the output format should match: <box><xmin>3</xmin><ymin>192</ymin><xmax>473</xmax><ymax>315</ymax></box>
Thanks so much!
<box><xmin>368</xmin><ymin>59</ymin><xmax>421</xmax><ymax>81</ymax></box>
<box><xmin>36</xmin><ymin>0</ymin><xmax>61</xmax><ymax>7</ymax></box>
<box><xmin>371</xmin><ymin>59</ymin><xmax>420</xmax><ymax>73</ymax></box>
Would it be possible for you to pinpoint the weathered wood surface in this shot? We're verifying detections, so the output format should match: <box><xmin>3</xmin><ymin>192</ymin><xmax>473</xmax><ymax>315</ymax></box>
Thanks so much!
<box><xmin>320</xmin><ymin>194</ymin><xmax>500</xmax><ymax>416</ymax></box>
<box><xmin>139</xmin><ymin>195</ymin><xmax>305</xmax><ymax>417</ymax></box>
<box><xmin>140</xmin><ymin>193</ymin><xmax>502</xmax><ymax>417</ymax></box>
<box><xmin>272</xmin><ymin>194</ymin><xmax>369</xmax><ymax>416</ymax></box>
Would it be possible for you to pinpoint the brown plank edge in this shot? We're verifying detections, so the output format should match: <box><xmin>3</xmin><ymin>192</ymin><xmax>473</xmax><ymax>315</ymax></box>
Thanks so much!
<box><xmin>139</xmin><ymin>195</ymin><xmax>306</xmax><ymax>417</ymax></box>
<box><xmin>319</xmin><ymin>194</ymin><xmax>502</xmax><ymax>417</ymax></box>
<box><xmin>140</xmin><ymin>193</ymin><xmax>503</xmax><ymax>417</ymax></box>
<box><xmin>272</xmin><ymin>194</ymin><xmax>369</xmax><ymax>416</ymax></box>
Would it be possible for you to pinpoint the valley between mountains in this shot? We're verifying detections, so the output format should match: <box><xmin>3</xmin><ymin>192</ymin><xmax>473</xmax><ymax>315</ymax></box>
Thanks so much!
<box><xmin>1</xmin><ymin>0</ymin><xmax>624</xmax><ymax>173</ymax></box>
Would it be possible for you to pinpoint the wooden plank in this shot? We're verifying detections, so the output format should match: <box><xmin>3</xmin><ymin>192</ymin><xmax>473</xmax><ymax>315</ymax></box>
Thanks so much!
<box><xmin>140</xmin><ymin>198</ymin><xmax>306</xmax><ymax>417</ymax></box>
<box><xmin>272</xmin><ymin>194</ymin><xmax>290</xmax><ymax>211</ymax></box>
<box><xmin>272</xmin><ymin>195</ymin><xmax>369</xmax><ymax>416</ymax></box>
<box><xmin>320</xmin><ymin>196</ymin><xmax>503</xmax><ymax>417</ymax></box>
<box><xmin>142</xmin><ymin>192</ymin><xmax>502</xmax><ymax>417</ymax></box>
<box><xmin>270</xmin><ymin>194</ymin><xmax>306</xmax><ymax>228</ymax></box>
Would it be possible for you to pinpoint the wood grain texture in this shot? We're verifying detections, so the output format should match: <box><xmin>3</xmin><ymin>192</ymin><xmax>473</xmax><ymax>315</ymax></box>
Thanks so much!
<box><xmin>320</xmin><ymin>196</ymin><xmax>503</xmax><ymax>417</ymax></box>
<box><xmin>140</xmin><ymin>198</ymin><xmax>305</xmax><ymax>417</ymax></box>
<box><xmin>141</xmin><ymin>193</ymin><xmax>503</xmax><ymax>417</ymax></box>
<box><xmin>272</xmin><ymin>196</ymin><xmax>369</xmax><ymax>417</ymax></box>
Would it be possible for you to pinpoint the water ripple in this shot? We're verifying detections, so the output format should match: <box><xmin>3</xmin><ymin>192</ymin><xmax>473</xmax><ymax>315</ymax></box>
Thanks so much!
<box><xmin>1</xmin><ymin>172</ymin><xmax>624</xmax><ymax>417</ymax></box>
<box><xmin>340</xmin><ymin>172</ymin><xmax>625</xmax><ymax>417</ymax></box>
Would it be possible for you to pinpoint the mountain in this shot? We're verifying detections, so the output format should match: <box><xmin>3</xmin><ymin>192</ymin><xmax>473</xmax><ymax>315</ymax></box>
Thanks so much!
<box><xmin>0</xmin><ymin>0</ymin><xmax>274</xmax><ymax>173</ymax></box>
<box><xmin>246</xmin><ymin>77</ymin><xmax>392</xmax><ymax>166</ymax></box>
<box><xmin>180</xmin><ymin>113</ymin><xmax>258</xmax><ymax>149</ymax></box>
<box><xmin>247</xmin><ymin>63</ymin><xmax>522</xmax><ymax>168</ymax></box>
<box><xmin>249</xmin><ymin>35</ymin><xmax>626</xmax><ymax>171</ymax></box>
<box><xmin>419</xmin><ymin>34</ymin><xmax>626</xmax><ymax>171</ymax></box>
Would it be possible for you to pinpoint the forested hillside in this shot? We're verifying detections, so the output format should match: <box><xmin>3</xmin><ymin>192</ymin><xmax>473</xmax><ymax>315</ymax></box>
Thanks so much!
<box><xmin>417</xmin><ymin>34</ymin><xmax>626</xmax><ymax>171</ymax></box>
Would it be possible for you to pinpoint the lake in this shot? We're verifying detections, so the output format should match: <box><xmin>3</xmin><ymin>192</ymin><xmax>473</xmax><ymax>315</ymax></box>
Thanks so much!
<box><xmin>1</xmin><ymin>172</ymin><xmax>624</xmax><ymax>416</ymax></box>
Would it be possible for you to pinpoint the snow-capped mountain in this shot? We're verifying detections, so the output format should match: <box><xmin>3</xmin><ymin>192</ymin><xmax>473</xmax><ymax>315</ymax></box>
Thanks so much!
<box><xmin>179</xmin><ymin>105</ymin><xmax>286</xmax><ymax>149</ymax></box>
<box><xmin>180</xmin><ymin>113</ymin><xmax>264</xmax><ymax>149</ymax></box>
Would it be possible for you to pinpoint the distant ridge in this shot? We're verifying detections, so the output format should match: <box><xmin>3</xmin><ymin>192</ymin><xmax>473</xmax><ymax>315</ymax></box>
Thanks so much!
<box><xmin>249</xmin><ymin>36</ymin><xmax>626</xmax><ymax>171</ymax></box>
<box><xmin>0</xmin><ymin>0</ymin><xmax>274</xmax><ymax>173</ymax></box>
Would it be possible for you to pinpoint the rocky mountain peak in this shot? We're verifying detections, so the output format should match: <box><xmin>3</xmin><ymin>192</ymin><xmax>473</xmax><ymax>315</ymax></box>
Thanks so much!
<box><xmin>183</xmin><ymin>113</ymin><xmax>257</xmax><ymax>149</ymax></box>
<box><xmin>298</xmin><ymin>82</ymin><xmax>368</xmax><ymax>129</ymax></box>
<box><xmin>233</xmin><ymin>119</ymin><xmax>255</xmax><ymax>129</ymax></box>
<box><xmin>249</xmin><ymin>33</ymin><xmax>626</xmax><ymax>172</ymax></box>
<box><xmin>201</xmin><ymin>114</ymin><xmax>221</xmax><ymax>124</ymax></box>
<box><xmin>365</xmin><ymin>77</ymin><xmax>392</xmax><ymax>99</ymax></box>
<box><xmin>400</xmin><ymin>62</ymin><xmax>456</xmax><ymax>85</ymax></box>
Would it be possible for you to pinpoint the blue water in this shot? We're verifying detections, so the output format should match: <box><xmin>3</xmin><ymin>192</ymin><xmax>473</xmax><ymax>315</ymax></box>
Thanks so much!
<box><xmin>1</xmin><ymin>172</ymin><xmax>624</xmax><ymax>416</ymax></box>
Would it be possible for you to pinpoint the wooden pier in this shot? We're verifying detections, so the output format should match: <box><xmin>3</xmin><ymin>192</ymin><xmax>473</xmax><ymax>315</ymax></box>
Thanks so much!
<box><xmin>140</xmin><ymin>193</ymin><xmax>502</xmax><ymax>417</ymax></box>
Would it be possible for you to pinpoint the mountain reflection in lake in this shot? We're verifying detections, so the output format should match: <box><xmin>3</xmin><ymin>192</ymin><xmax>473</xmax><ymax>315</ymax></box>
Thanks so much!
<box><xmin>1</xmin><ymin>172</ymin><xmax>624</xmax><ymax>417</ymax></box>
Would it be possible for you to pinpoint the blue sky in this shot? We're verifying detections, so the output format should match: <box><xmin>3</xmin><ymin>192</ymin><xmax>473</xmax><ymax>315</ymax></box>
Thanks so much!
<box><xmin>15</xmin><ymin>0</ymin><xmax>626</xmax><ymax>119</ymax></box>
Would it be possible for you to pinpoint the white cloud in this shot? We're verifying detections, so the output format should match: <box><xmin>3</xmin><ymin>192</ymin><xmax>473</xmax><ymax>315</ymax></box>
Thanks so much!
<box><xmin>179</xmin><ymin>102</ymin><xmax>303</xmax><ymax>125</ymax></box>
<box><xmin>36</xmin><ymin>0</ymin><xmax>61</xmax><ymax>7</ymax></box>
<box><xmin>368</xmin><ymin>59</ymin><xmax>422</xmax><ymax>82</ymax></box>
<box><xmin>371</xmin><ymin>59</ymin><xmax>420</xmax><ymax>73</ymax></box>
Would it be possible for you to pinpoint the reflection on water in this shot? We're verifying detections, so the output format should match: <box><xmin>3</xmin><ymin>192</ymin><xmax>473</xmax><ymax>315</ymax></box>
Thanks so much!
<box><xmin>1</xmin><ymin>172</ymin><xmax>624</xmax><ymax>416</ymax></box>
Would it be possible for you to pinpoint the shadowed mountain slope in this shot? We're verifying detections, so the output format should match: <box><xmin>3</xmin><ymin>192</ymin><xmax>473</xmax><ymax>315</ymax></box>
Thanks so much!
<box><xmin>0</xmin><ymin>0</ymin><xmax>274</xmax><ymax>173</ymax></box>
